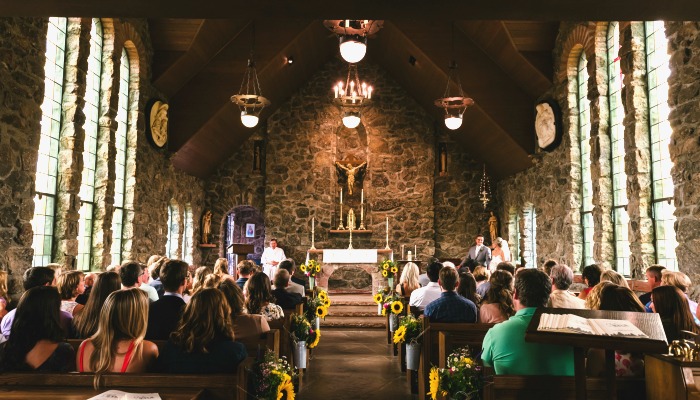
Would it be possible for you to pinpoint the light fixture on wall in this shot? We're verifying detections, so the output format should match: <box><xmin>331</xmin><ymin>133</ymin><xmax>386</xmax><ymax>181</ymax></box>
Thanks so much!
<box><xmin>324</xmin><ymin>20</ymin><xmax>383</xmax><ymax>64</ymax></box>
<box><xmin>434</xmin><ymin>23</ymin><xmax>474</xmax><ymax>130</ymax></box>
<box><xmin>333</xmin><ymin>64</ymin><xmax>373</xmax><ymax>129</ymax></box>
<box><xmin>479</xmin><ymin>164</ymin><xmax>491</xmax><ymax>209</ymax></box>
<box><xmin>231</xmin><ymin>24</ymin><xmax>270</xmax><ymax>128</ymax></box>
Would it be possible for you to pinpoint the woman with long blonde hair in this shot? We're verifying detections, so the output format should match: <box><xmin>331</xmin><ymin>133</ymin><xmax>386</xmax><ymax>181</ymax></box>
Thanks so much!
<box><xmin>159</xmin><ymin>288</ymin><xmax>247</xmax><ymax>373</ymax></box>
<box><xmin>76</xmin><ymin>289</ymin><xmax>158</xmax><ymax>387</ymax></box>
<box><xmin>396</xmin><ymin>262</ymin><xmax>420</xmax><ymax>298</ymax></box>
<box><xmin>190</xmin><ymin>266</ymin><xmax>212</xmax><ymax>297</ymax></box>
<box><xmin>213</xmin><ymin>258</ymin><xmax>234</xmax><ymax>281</ymax></box>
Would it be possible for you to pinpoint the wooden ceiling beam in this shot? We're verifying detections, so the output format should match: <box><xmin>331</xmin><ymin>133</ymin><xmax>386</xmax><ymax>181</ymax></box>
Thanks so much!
<box><xmin>153</xmin><ymin>19</ymin><xmax>250</xmax><ymax>98</ymax></box>
<box><xmin>456</xmin><ymin>21</ymin><xmax>552</xmax><ymax>99</ymax></box>
<box><xmin>2</xmin><ymin>0</ymin><xmax>698</xmax><ymax>20</ymax></box>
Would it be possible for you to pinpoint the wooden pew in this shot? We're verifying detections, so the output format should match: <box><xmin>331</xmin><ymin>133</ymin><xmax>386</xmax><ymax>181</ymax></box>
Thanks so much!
<box><xmin>0</xmin><ymin>358</ymin><xmax>253</xmax><ymax>400</ymax></box>
<box><xmin>417</xmin><ymin>317</ymin><xmax>494</xmax><ymax>400</ymax></box>
<box><xmin>268</xmin><ymin>304</ymin><xmax>304</xmax><ymax>370</ymax></box>
<box><xmin>482</xmin><ymin>375</ymin><xmax>645</xmax><ymax>400</ymax></box>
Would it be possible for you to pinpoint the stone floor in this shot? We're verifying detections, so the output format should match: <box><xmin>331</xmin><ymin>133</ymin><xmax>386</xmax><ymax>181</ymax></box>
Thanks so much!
<box><xmin>300</xmin><ymin>329</ymin><xmax>415</xmax><ymax>400</ymax></box>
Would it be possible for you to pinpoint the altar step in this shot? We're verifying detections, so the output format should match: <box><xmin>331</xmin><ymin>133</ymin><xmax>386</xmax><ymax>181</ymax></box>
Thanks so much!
<box><xmin>322</xmin><ymin>294</ymin><xmax>385</xmax><ymax>329</ymax></box>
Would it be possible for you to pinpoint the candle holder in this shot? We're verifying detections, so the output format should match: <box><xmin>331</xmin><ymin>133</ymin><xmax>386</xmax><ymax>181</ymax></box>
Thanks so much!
<box><xmin>348</xmin><ymin>226</ymin><xmax>354</xmax><ymax>250</ymax></box>
<box><xmin>337</xmin><ymin>203</ymin><xmax>345</xmax><ymax>230</ymax></box>
<box><xmin>310</xmin><ymin>218</ymin><xmax>316</xmax><ymax>250</ymax></box>
<box><xmin>358</xmin><ymin>204</ymin><xmax>366</xmax><ymax>230</ymax></box>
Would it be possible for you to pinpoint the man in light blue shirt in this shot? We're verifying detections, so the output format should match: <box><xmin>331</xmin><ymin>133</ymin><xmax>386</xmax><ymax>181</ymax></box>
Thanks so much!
<box><xmin>481</xmin><ymin>268</ymin><xmax>574</xmax><ymax>376</ymax></box>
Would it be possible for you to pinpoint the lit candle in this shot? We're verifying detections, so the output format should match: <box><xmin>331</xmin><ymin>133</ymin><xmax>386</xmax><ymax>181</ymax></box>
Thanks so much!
<box><xmin>367</xmin><ymin>86</ymin><xmax>373</xmax><ymax>99</ymax></box>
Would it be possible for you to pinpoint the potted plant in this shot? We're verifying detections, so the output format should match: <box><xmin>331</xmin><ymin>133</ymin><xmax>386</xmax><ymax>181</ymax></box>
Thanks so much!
<box><xmin>428</xmin><ymin>346</ymin><xmax>484</xmax><ymax>400</ymax></box>
<box><xmin>393</xmin><ymin>314</ymin><xmax>423</xmax><ymax>370</ymax></box>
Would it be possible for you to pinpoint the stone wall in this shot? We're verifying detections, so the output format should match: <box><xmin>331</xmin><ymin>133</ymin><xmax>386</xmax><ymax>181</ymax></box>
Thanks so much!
<box><xmin>666</xmin><ymin>22</ymin><xmax>700</xmax><ymax>299</ymax></box>
<box><xmin>207</xmin><ymin>59</ymin><xmax>489</xmax><ymax>272</ymax></box>
<box><xmin>0</xmin><ymin>18</ymin><xmax>47</xmax><ymax>297</ymax></box>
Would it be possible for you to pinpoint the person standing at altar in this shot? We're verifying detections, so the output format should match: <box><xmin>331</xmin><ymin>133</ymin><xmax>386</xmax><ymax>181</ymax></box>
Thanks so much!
<box><xmin>460</xmin><ymin>234</ymin><xmax>491</xmax><ymax>272</ymax></box>
<box><xmin>261</xmin><ymin>239</ymin><xmax>286</xmax><ymax>280</ymax></box>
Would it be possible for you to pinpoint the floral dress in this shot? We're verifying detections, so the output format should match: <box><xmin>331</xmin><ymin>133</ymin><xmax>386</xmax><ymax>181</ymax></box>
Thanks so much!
<box><xmin>259</xmin><ymin>303</ymin><xmax>284</xmax><ymax>321</ymax></box>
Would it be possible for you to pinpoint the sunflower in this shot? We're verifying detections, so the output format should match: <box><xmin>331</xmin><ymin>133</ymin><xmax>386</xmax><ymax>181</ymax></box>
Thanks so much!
<box><xmin>317</xmin><ymin>291</ymin><xmax>328</xmax><ymax>302</ymax></box>
<box><xmin>276</xmin><ymin>373</ymin><xmax>295</xmax><ymax>400</ymax></box>
<box><xmin>381</xmin><ymin>270</ymin><xmax>388</xmax><ymax>277</ymax></box>
<box><xmin>316</xmin><ymin>306</ymin><xmax>328</xmax><ymax>318</ymax></box>
<box><xmin>393</xmin><ymin>325</ymin><xmax>406</xmax><ymax>344</ymax></box>
<box><xmin>373</xmin><ymin>293</ymin><xmax>383</xmax><ymax>304</ymax></box>
<box><xmin>428</xmin><ymin>367</ymin><xmax>440</xmax><ymax>400</ymax></box>
<box><xmin>381</xmin><ymin>305</ymin><xmax>387</xmax><ymax>316</ymax></box>
<box><xmin>315</xmin><ymin>264</ymin><xmax>321</xmax><ymax>273</ymax></box>
<box><xmin>391</xmin><ymin>266</ymin><xmax>398</xmax><ymax>274</ymax></box>
<box><xmin>323</xmin><ymin>298</ymin><xmax>331</xmax><ymax>307</ymax></box>
<box><xmin>382</xmin><ymin>263</ymin><xmax>389</xmax><ymax>270</ymax></box>
<box><xmin>299</xmin><ymin>264</ymin><xmax>307</xmax><ymax>273</ymax></box>
<box><xmin>308</xmin><ymin>329</ymin><xmax>321</xmax><ymax>349</ymax></box>
<box><xmin>390</xmin><ymin>300</ymin><xmax>403</xmax><ymax>314</ymax></box>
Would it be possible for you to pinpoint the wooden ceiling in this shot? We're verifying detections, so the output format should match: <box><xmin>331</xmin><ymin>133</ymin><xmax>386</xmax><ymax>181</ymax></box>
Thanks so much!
<box><xmin>3</xmin><ymin>1</ymin><xmax>696</xmax><ymax>179</ymax></box>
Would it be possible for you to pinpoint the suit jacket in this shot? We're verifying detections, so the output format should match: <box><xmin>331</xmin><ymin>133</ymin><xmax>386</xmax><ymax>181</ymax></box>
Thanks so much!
<box><xmin>271</xmin><ymin>288</ymin><xmax>304</xmax><ymax>310</ymax></box>
<box><xmin>460</xmin><ymin>245</ymin><xmax>492</xmax><ymax>270</ymax></box>
<box><xmin>146</xmin><ymin>295</ymin><xmax>186</xmax><ymax>340</ymax></box>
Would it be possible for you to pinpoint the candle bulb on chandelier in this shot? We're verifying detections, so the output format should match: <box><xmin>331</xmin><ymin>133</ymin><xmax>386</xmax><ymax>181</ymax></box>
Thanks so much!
<box><xmin>334</xmin><ymin>85</ymin><xmax>339</xmax><ymax>98</ymax></box>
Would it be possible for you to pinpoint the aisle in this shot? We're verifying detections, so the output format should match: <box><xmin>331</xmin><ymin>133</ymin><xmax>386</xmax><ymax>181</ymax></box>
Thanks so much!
<box><xmin>300</xmin><ymin>329</ymin><xmax>415</xmax><ymax>400</ymax></box>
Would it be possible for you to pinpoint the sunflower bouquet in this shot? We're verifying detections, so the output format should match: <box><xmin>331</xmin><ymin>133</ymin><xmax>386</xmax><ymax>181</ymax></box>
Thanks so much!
<box><xmin>393</xmin><ymin>314</ymin><xmax>422</xmax><ymax>345</ymax></box>
<box><xmin>381</xmin><ymin>291</ymin><xmax>404</xmax><ymax>316</ymax></box>
<box><xmin>299</xmin><ymin>259</ymin><xmax>321</xmax><ymax>278</ymax></box>
<box><xmin>428</xmin><ymin>346</ymin><xmax>484</xmax><ymax>400</ymax></box>
<box><xmin>251</xmin><ymin>349</ymin><xmax>297</xmax><ymax>400</ymax></box>
<box><xmin>306</xmin><ymin>289</ymin><xmax>331</xmax><ymax>321</ymax></box>
<box><xmin>290</xmin><ymin>313</ymin><xmax>321</xmax><ymax>349</ymax></box>
<box><xmin>378</xmin><ymin>259</ymin><xmax>399</xmax><ymax>279</ymax></box>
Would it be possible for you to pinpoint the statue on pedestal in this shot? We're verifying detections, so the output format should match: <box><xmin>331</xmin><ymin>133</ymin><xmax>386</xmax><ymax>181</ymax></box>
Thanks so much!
<box><xmin>201</xmin><ymin>210</ymin><xmax>212</xmax><ymax>244</ymax></box>
<box><xmin>488</xmin><ymin>211</ymin><xmax>499</xmax><ymax>245</ymax></box>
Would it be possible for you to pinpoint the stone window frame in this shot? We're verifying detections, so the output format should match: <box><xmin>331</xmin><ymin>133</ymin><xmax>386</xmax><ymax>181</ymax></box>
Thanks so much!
<box><xmin>76</xmin><ymin>18</ymin><xmax>104</xmax><ymax>271</ymax></box>
<box><xmin>644</xmin><ymin>21</ymin><xmax>678</xmax><ymax>270</ymax></box>
<box><xmin>31</xmin><ymin>17</ymin><xmax>68</xmax><ymax>268</ymax></box>
<box><xmin>111</xmin><ymin>47</ymin><xmax>131</xmax><ymax>265</ymax></box>
<box><xmin>577</xmin><ymin>51</ymin><xmax>595</xmax><ymax>268</ymax></box>
<box><xmin>182</xmin><ymin>204</ymin><xmax>194</xmax><ymax>264</ymax></box>
<box><xmin>522</xmin><ymin>203</ymin><xmax>537</xmax><ymax>268</ymax></box>
<box><xmin>166</xmin><ymin>200</ymin><xmax>181</xmax><ymax>259</ymax></box>
<box><xmin>508</xmin><ymin>207</ymin><xmax>521</xmax><ymax>264</ymax></box>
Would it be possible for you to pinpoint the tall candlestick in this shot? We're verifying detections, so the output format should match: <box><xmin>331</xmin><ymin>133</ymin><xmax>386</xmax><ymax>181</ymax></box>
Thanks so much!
<box><xmin>385</xmin><ymin>216</ymin><xmax>390</xmax><ymax>250</ymax></box>
<box><xmin>415</xmin><ymin>245</ymin><xmax>417</xmax><ymax>258</ymax></box>
<box><xmin>310</xmin><ymin>217</ymin><xmax>316</xmax><ymax>250</ymax></box>
<box><xmin>340</xmin><ymin>188</ymin><xmax>343</xmax><ymax>204</ymax></box>
<box><xmin>361</xmin><ymin>189</ymin><xmax>364</xmax><ymax>204</ymax></box>
<box><xmin>401</xmin><ymin>245</ymin><xmax>405</xmax><ymax>260</ymax></box>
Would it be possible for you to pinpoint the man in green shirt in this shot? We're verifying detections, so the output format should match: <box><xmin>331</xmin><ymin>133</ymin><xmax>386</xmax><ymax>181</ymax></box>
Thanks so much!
<box><xmin>481</xmin><ymin>268</ymin><xmax>574</xmax><ymax>375</ymax></box>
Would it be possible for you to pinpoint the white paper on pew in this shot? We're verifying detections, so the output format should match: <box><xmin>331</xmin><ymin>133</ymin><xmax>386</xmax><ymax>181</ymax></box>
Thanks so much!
<box><xmin>88</xmin><ymin>390</ymin><xmax>162</xmax><ymax>400</ymax></box>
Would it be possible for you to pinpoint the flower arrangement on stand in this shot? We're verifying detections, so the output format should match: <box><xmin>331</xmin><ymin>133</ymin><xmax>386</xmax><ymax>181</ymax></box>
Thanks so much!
<box><xmin>393</xmin><ymin>315</ymin><xmax>423</xmax><ymax>370</ymax></box>
<box><xmin>306</xmin><ymin>289</ymin><xmax>331</xmax><ymax>333</ymax></box>
<box><xmin>251</xmin><ymin>349</ymin><xmax>297</xmax><ymax>400</ymax></box>
<box><xmin>378</xmin><ymin>259</ymin><xmax>399</xmax><ymax>289</ymax></box>
<box><xmin>291</xmin><ymin>313</ymin><xmax>321</xmax><ymax>350</ymax></box>
<box><xmin>428</xmin><ymin>346</ymin><xmax>484</xmax><ymax>400</ymax></box>
<box><xmin>372</xmin><ymin>288</ymin><xmax>390</xmax><ymax>315</ymax></box>
<box><xmin>381</xmin><ymin>291</ymin><xmax>404</xmax><ymax>331</ymax></box>
<box><xmin>300</xmin><ymin>259</ymin><xmax>321</xmax><ymax>290</ymax></box>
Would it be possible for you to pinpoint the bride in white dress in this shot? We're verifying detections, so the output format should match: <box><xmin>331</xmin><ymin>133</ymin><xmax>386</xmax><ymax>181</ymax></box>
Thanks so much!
<box><xmin>489</xmin><ymin>237</ymin><xmax>512</xmax><ymax>272</ymax></box>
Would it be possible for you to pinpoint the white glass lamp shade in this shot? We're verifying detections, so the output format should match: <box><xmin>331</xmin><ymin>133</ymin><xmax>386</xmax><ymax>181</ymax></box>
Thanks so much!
<box><xmin>444</xmin><ymin>114</ymin><xmax>463</xmax><ymax>130</ymax></box>
<box><xmin>240</xmin><ymin>110</ymin><xmax>259</xmax><ymax>128</ymax></box>
<box><xmin>342</xmin><ymin>111</ymin><xmax>361</xmax><ymax>129</ymax></box>
<box><xmin>339</xmin><ymin>35</ymin><xmax>367</xmax><ymax>64</ymax></box>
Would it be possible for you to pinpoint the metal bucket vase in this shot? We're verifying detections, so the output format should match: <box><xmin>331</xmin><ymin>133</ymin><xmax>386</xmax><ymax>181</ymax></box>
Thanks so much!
<box><xmin>406</xmin><ymin>342</ymin><xmax>421</xmax><ymax>371</ymax></box>
<box><xmin>314</xmin><ymin>317</ymin><xmax>321</xmax><ymax>331</ymax></box>
<box><xmin>389</xmin><ymin>313</ymin><xmax>399</xmax><ymax>331</ymax></box>
<box><xmin>388</xmin><ymin>277</ymin><xmax>394</xmax><ymax>289</ymax></box>
<box><xmin>294</xmin><ymin>341</ymin><xmax>307</xmax><ymax>369</ymax></box>
<box><xmin>309</xmin><ymin>276</ymin><xmax>315</xmax><ymax>290</ymax></box>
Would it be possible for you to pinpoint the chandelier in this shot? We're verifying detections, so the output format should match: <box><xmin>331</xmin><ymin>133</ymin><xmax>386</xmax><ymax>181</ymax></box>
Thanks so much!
<box><xmin>434</xmin><ymin>24</ymin><xmax>474</xmax><ymax>130</ymax></box>
<box><xmin>333</xmin><ymin>64</ymin><xmax>373</xmax><ymax>129</ymax></box>
<box><xmin>479</xmin><ymin>164</ymin><xmax>491</xmax><ymax>209</ymax></box>
<box><xmin>231</xmin><ymin>25</ymin><xmax>270</xmax><ymax>128</ymax></box>
<box><xmin>324</xmin><ymin>20</ymin><xmax>384</xmax><ymax>63</ymax></box>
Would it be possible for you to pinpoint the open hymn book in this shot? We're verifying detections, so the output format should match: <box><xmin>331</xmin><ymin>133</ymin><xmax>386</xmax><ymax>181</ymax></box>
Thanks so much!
<box><xmin>537</xmin><ymin>313</ymin><xmax>649</xmax><ymax>338</ymax></box>
<box><xmin>88</xmin><ymin>390</ymin><xmax>162</xmax><ymax>400</ymax></box>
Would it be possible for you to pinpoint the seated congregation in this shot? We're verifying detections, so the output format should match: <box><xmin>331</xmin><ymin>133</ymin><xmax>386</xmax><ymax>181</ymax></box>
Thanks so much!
<box><xmin>0</xmin><ymin>256</ymin><xmax>306</xmax><ymax>380</ymax></box>
<box><xmin>394</xmin><ymin>258</ymin><xmax>689</xmax><ymax>387</ymax></box>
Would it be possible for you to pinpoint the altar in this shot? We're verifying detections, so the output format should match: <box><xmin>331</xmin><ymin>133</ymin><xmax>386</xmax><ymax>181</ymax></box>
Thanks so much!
<box><xmin>306</xmin><ymin>248</ymin><xmax>393</xmax><ymax>294</ymax></box>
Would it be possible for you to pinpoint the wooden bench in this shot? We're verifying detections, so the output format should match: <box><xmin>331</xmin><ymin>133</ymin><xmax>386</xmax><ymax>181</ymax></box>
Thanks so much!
<box><xmin>645</xmin><ymin>353</ymin><xmax>700</xmax><ymax>400</ymax></box>
<box><xmin>417</xmin><ymin>318</ymin><xmax>494</xmax><ymax>399</ymax></box>
<box><xmin>268</xmin><ymin>304</ymin><xmax>305</xmax><ymax>370</ymax></box>
<box><xmin>483</xmin><ymin>375</ymin><xmax>645</xmax><ymax>400</ymax></box>
<box><xmin>0</xmin><ymin>358</ymin><xmax>253</xmax><ymax>400</ymax></box>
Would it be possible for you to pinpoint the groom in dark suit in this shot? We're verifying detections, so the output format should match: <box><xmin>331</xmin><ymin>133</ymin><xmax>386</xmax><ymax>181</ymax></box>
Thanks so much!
<box><xmin>460</xmin><ymin>234</ymin><xmax>492</xmax><ymax>272</ymax></box>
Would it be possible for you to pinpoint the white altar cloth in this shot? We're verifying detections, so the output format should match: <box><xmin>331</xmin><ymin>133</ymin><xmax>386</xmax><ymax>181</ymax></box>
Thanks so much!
<box><xmin>322</xmin><ymin>249</ymin><xmax>378</xmax><ymax>264</ymax></box>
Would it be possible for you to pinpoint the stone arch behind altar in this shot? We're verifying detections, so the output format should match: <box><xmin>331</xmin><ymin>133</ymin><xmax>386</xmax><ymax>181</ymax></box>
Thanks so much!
<box><xmin>321</xmin><ymin>264</ymin><xmax>386</xmax><ymax>293</ymax></box>
<box><xmin>310</xmin><ymin>249</ymin><xmax>394</xmax><ymax>295</ymax></box>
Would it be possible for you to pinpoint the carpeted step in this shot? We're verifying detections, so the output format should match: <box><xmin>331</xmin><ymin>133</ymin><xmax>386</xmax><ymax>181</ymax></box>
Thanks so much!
<box><xmin>320</xmin><ymin>315</ymin><xmax>386</xmax><ymax>329</ymax></box>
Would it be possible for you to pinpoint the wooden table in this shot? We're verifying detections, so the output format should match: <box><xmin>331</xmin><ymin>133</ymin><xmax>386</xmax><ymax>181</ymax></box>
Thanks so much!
<box><xmin>525</xmin><ymin>307</ymin><xmax>667</xmax><ymax>400</ymax></box>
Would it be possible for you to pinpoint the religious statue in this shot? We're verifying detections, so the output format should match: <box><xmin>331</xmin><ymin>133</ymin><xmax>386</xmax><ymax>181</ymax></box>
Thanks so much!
<box><xmin>201</xmin><ymin>210</ymin><xmax>212</xmax><ymax>244</ymax></box>
<box><xmin>347</xmin><ymin>208</ymin><xmax>356</xmax><ymax>230</ymax></box>
<box><xmin>335</xmin><ymin>160</ymin><xmax>367</xmax><ymax>195</ymax></box>
<box><xmin>488</xmin><ymin>211</ymin><xmax>499</xmax><ymax>245</ymax></box>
